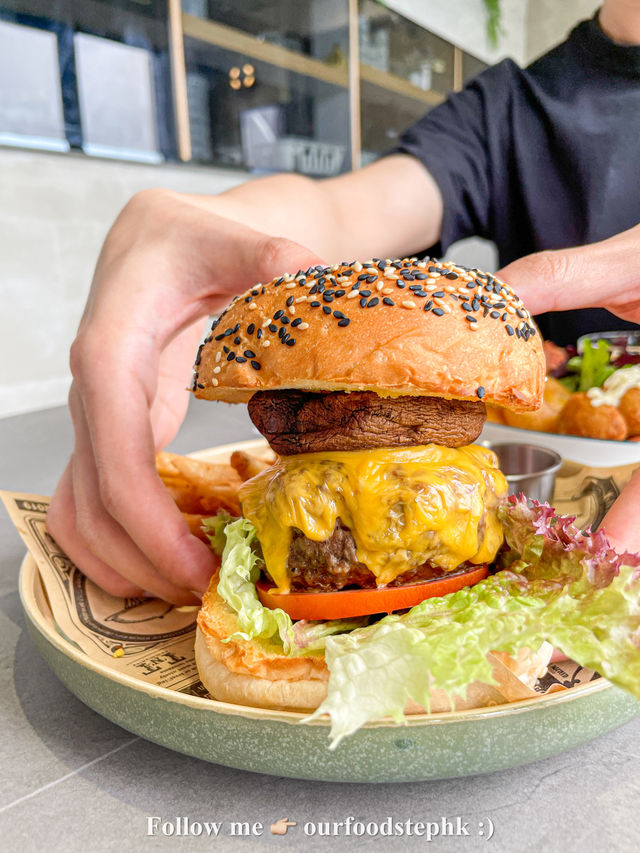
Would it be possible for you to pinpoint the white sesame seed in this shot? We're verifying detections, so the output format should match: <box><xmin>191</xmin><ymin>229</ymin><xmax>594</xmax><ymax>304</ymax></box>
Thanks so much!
<box><xmin>298</xmin><ymin>322</ymin><xmax>309</xmax><ymax>330</ymax></box>
<box><xmin>376</xmin><ymin>282</ymin><xmax>384</xmax><ymax>291</ymax></box>
<box><xmin>211</xmin><ymin>377</ymin><xmax>219</xmax><ymax>385</ymax></box>
<box><xmin>295</xmin><ymin>295</ymin><xmax>307</xmax><ymax>303</ymax></box>
<box><xmin>213</xmin><ymin>366</ymin><xmax>221</xmax><ymax>374</ymax></box>
<box><xmin>353</xmin><ymin>261</ymin><xmax>363</xmax><ymax>272</ymax></box>
<box><xmin>330</xmin><ymin>264</ymin><xmax>340</xmax><ymax>271</ymax></box>
<box><xmin>445</xmin><ymin>285</ymin><xmax>457</xmax><ymax>292</ymax></box>
<box><xmin>384</xmin><ymin>266</ymin><xmax>397</xmax><ymax>275</ymax></box>
<box><xmin>440</xmin><ymin>302</ymin><xmax>452</xmax><ymax>313</ymax></box>
<box><xmin>285</xmin><ymin>281</ymin><xmax>297</xmax><ymax>289</ymax></box>
<box><xmin>289</xmin><ymin>305</ymin><xmax>296</xmax><ymax>315</ymax></box>
<box><xmin>262</xmin><ymin>339</ymin><xmax>271</xmax><ymax>347</ymax></box>
<box><xmin>215</xmin><ymin>351</ymin><xmax>221</xmax><ymax>363</ymax></box>
<box><xmin>506</xmin><ymin>304</ymin><xmax>516</xmax><ymax>314</ymax></box>
<box><xmin>469</xmin><ymin>323</ymin><xmax>479</xmax><ymax>330</ymax></box>
<box><xmin>382</xmin><ymin>287</ymin><xmax>394</xmax><ymax>294</ymax></box>
<box><xmin>433</xmin><ymin>297</ymin><xmax>445</xmax><ymax>305</ymax></box>
<box><xmin>262</xmin><ymin>318</ymin><xmax>271</xmax><ymax>327</ymax></box>
<box><xmin>248</xmin><ymin>302</ymin><xmax>258</xmax><ymax>310</ymax></box>
<box><xmin>426</xmin><ymin>284</ymin><xmax>438</xmax><ymax>292</ymax></box>
<box><xmin>347</xmin><ymin>290</ymin><xmax>360</xmax><ymax>299</ymax></box>
<box><xmin>402</xmin><ymin>300</ymin><xmax>417</xmax><ymax>309</ymax></box>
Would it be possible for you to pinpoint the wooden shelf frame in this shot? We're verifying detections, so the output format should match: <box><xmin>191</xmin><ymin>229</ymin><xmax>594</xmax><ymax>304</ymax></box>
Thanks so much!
<box><xmin>172</xmin><ymin>8</ymin><xmax>447</xmax><ymax>166</ymax></box>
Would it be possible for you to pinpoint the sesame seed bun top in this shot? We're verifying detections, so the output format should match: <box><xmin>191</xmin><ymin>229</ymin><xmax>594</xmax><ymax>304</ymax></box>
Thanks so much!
<box><xmin>192</xmin><ymin>257</ymin><xmax>545</xmax><ymax>412</ymax></box>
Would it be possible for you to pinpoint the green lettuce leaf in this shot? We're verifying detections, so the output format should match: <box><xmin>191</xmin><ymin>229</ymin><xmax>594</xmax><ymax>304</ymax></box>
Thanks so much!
<box><xmin>304</xmin><ymin>497</ymin><xmax>640</xmax><ymax>746</ymax></box>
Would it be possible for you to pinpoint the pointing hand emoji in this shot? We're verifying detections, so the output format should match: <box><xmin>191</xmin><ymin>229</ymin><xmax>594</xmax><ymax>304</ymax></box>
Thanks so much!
<box><xmin>270</xmin><ymin>818</ymin><xmax>297</xmax><ymax>835</ymax></box>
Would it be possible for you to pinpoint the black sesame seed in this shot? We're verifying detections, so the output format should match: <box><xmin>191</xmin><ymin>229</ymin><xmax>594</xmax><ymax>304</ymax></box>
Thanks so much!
<box><xmin>247</xmin><ymin>323</ymin><xmax>255</xmax><ymax>335</ymax></box>
<box><xmin>432</xmin><ymin>308</ymin><xmax>445</xmax><ymax>316</ymax></box>
<box><xmin>360</xmin><ymin>297</ymin><xmax>367</xmax><ymax>307</ymax></box>
<box><xmin>383</xmin><ymin>297</ymin><xmax>394</xmax><ymax>306</ymax></box>
<box><xmin>466</xmin><ymin>315</ymin><xmax>477</xmax><ymax>323</ymax></box>
<box><xmin>433</xmin><ymin>291</ymin><xmax>445</xmax><ymax>298</ymax></box>
<box><xmin>323</xmin><ymin>305</ymin><xmax>332</xmax><ymax>314</ymax></box>
<box><xmin>274</xmin><ymin>310</ymin><xmax>284</xmax><ymax>320</ymax></box>
<box><xmin>244</xmin><ymin>296</ymin><xmax>252</xmax><ymax>303</ymax></box>
<box><xmin>516</xmin><ymin>327</ymin><xmax>522</xmax><ymax>339</ymax></box>
<box><xmin>415</xmin><ymin>273</ymin><xmax>428</xmax><ymax>279</ymax></box>
<box><xmin>275</xmin><ymin>277</ymin><xmax>284</xmax><ymax>286</ymax></box>
<box><xmin>424</xmin><ymin>300</ymin><xmax>433</xmax><ymax>310</ymax></box>
<box><xmin>316</xmin><ymin>283</ymin><xmax>325</xmax><ymax>293</ymax></box>
<box><xmin>278</xmin><ymin>327</ymin><xmax>285</xmax><ymax>339</ymax></box>
<box><xmin>517</xmin><ymin>308</ymin><xmax>526</xmax><ymax>318</ymax></box>
<box><xmin>269</xmin><ymin>324</ymin><xmax>277</xmax><ymax>333</ymax></box>
<box><xmin>286</xmin><ymin>296</ymin><xmax>294</xmax><ymax>307</ymax></box>
<box><xmin>194</xmin><ymin>346</ymin><xmax>203</xmax><ymax>366</ymax></box>
<box><xmin>310</xmin><ymin>301</ymin><xmax>320</xmax><ymax>308</ymax></box>
<box><xmin>223</xmin><ymin>345</ymin><xmax>229</xmax><ymax>353</ymax></box>
<box><xmin>409</xmin><ymin>284</ymin><xmax>422</xmax><ymax>292</ymax></box>
<box><xmin>357</xmin><ymin>273</ymin><xmax>370</xmax><ymax>281</ymax></box>
<box><xmin>323</xmin><ymin>294</ymin><xmax>334</xmax><ymax>303</ymax></box>
<box><xmin>235</xmin><ymin>356</ymin><xmax>247</xmax><ymax>363</ymax></box>
<box><xmin>333</xmin><ymin>310</ymin><xmax>346</xmax><ymax>319</ymax></box>
<box><xmin>445</xmin><ymin>272</ymin><xmax>458</xmax><ymax>280</ymax></box>
<box><xmin>493</xmin><ymin>302</ymin><xmax>506</xmax><ymax>309</ymax></box>
<box><xmin>309</xmin><ymin>285</ymin><xmax>318</xmax><ymax>295</ymax></box>
<box><xmin>234</xmin><ymin>336</ymin><xmax>241</xmax><ymax>345</ymax></box>
<box><xmin>197</xmin><ymin>382</ymin><xmax>205</xmax><ymax>389</ymax></box>
<box><xmin>367</xmin><ymin>274</ymin><xmax>378</xmax><ymax>284</ymax></box>
<box><xmin>291</xmin><ymin>317</ymin><xmax>302</xmax><ymax>327</ymax></box>
<box><xmin>251</xmin><ymin>360</ymin><xmax>261</xmax><ymax>370</ymax></box>
<box><xmin>359</xmin><ymin>289</ymin><xmax>371</xmax><ymax>297</ymax></box>
<box><xmin>483</xmin><ymin>306</ymin><xmax>490</xmax><ymax>317</ymax></box>
<box><xmin>367</xmin><ymin>297</ymin><xmax>379</xmax><ymax>307</ymax></box>
<box><xmin>472</xmin><ymin>299</ymin><xmax>480</xmax><ymax>311</ymax></box>
<box><xmin>244</xmin><ymin>350</ymin><xmax>255</xmax><ymax>358</ymax></box>
<box><xmin>257</xmin><ymin>329</ymin><xmax>263</xmax><ymax>339</ymax></box>
<box><xmin>476</xmin><ymin>386</ymin><xmax>485</xmax><ymax>399</ymax></box>
<box><xmin>227</xmin><ymin>352</ymin><xmax>235</xmax><ymax>361</ymax></box>
<box><xmin>530</xmin><ymin>326</ymin><xmax>536</xmax><ymax>336</ymax></box>
<box><xmin>415</xmin><ymin>291</ymin><xmax>427</xmax><ymax>298</ymax></box>
<box><xmin>280</xmin><ymin>316</ymin><xmax>289</xmax><ymax>324</ymax></box>
<box><xmin>334</xmin><ymin>289</ymin><xmax>345</xmax><ymax>298</ymax></box>
<box><xmin>338</xmin><ymin>318</ymin><xmax>350</xmax><ymax>327</ymax></box>
<box><xmin>395</xmin><ymin>281</ymin><xmax>405</xmax><ymax>288</ymax></box>
<box><xmin>490</xmin><ymin>311</ymin><xmax>500</xmax><ymax>319</ymax></box>
<box><xmin>462</xmin><ymin>302</ymin><xmax>472</xmax><ymax>311</ymax></box>
<box><xmin>466</xmin><ymin>282</ymin><xmax>476</xmax><ymax>289</ymax></box>
<box><xmin>286</xmin><ymin>338</ymin><xmax>296</xmax><ymax>347</ymax></box>
<box><xmin>502</xmin><ymin>313</ymin><xmax>508</xmax><ymax>321</ymax></box>
<box><xmin>317</xmin><ymin>276</ymin><xmax>326</xmax><ymax>285</ymax></box>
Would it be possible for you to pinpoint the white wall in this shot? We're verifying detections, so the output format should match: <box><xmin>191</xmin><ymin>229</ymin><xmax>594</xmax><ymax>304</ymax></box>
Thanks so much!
<box><xmin>387</xmin><ymin>0</ymin><xmax>528</xmax><ymax>64</ymax></box>
<box><xmin>0</xmin><ymin>149</ymin><xmax>247</xmax><ymax>418</ymax></box>
<box><xmin>526</xmin><ymin>0</ymin><xmax>599</xmax><ymax>62</ymax></box>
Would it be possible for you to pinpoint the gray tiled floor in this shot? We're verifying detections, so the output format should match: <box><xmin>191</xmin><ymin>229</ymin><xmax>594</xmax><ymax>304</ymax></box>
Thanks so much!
<box><xmin>2</xmin><ymin>401</ymin><xmax>640</xmax><ymax>852</ymax></box>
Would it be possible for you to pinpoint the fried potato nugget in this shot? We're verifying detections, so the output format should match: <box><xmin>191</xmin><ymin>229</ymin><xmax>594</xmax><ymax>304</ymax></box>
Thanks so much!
<box><xmin>557</xmin><ymin>392</ymin><xmax>628</xmax><ymax>440</ymax></box>
<box><xmin>502</xmin><ymin>376</ymin><xmax>572</xmax><ymax>433</ymax></box>
<box><xmin>619</xmin><ymin>387</ymin><xmax>640</xmax><ymax>436</ymax></box>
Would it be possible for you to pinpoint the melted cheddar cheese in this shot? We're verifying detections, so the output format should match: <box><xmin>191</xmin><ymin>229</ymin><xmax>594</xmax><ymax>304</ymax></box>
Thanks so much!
<box><xmin>239</xmin><ymin>444</ymin><xmax>507</xmax><ymax>593</ymax></box>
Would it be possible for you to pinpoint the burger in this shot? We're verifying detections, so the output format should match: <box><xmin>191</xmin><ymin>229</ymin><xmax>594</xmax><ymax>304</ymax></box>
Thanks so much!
<box><xmin>189</xmin><ymin>257</ymin><xmax>640</xmax><ymax>745</ymax></box>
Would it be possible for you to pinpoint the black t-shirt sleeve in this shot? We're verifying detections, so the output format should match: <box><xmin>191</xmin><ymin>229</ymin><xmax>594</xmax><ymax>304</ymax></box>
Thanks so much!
<box><xmin>389</xmin><ymin>61</ymin><xmax>514</xmax><ymax>254</ymax></box>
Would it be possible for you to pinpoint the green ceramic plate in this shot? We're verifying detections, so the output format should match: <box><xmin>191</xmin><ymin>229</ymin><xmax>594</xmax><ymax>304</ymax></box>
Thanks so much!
<box><xmin>19</xmin><ymin>552</ymin><xmax>640</xmax><ymax>783</ymax></box>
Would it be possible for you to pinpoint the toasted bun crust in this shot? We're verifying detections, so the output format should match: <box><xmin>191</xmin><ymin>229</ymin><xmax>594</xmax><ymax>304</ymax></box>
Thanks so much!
<box><xmin>196</xmin><ymin>573</ymin><xmax>551</xmax><ymax>714</ymax></box>
<box><xmin>192</xmin><ymin>258</ymin><xmax>544</xmax><ymax>412</ymax></box>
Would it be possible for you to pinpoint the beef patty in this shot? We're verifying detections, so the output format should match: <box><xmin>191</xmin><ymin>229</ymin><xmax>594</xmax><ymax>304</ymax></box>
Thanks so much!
<box><xmin>284</xmin><ymin>520</ymin><xmax>476</xmax><ymax>591</ymax></box>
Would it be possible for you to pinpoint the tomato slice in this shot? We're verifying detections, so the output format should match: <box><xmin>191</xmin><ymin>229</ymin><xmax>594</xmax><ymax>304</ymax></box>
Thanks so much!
<box><xmin>255</xmin><ymin>564</ymin><xmax>488</xmax><ymax>620</ymax></box>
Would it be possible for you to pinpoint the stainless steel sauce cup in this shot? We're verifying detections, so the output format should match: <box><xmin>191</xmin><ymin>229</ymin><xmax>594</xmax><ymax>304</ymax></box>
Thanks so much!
<box><xmin>484</xmin><ymin>442</ymin><xmax>562</xmax><ymax>503</ymax></box>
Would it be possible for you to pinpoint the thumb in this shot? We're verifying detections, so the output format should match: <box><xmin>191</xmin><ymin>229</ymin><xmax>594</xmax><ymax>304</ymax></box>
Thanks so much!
<box><xmin>497</xmin><ymin>225</ymin><xmax>640</xmax><ymax>317</ymax></box>
<box><xmin>250</xmin><ymin>234</ymin><xmax>328</xmax><ymax>285</ymax></box>
<box><xmin>497</xmin><ymin>248</ymin><xmax>592</xmax><ymax>317</ymax></box>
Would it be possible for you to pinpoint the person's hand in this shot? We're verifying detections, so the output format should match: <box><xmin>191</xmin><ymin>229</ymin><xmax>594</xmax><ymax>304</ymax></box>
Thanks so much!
<box><xmin>497</xmin><ymin>222</ymin><xmax>640</xmax><ymax>323</ymax></box>
<box><xmin>498</xmin><ymin>223</ymin><xmax>640</xmax><ymax>557</ymax></box>
<box><xmin>46</xmin><ymin>189</ymin><xmax>323</xmax><ymax>603</ymax></box>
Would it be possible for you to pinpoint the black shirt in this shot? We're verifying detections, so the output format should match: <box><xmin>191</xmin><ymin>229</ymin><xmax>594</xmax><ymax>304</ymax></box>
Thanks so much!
<box><xmin>392</xmin><ymin>15</ymin><xmax>640</xmax><ymax>345</ymax></box>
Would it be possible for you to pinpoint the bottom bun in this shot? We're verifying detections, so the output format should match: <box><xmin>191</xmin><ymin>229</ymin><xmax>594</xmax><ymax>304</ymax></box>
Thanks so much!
<box><xmin>196</xmin><ymin>574</ymin><xmax>552</xmax><ymax>714</ymax></box>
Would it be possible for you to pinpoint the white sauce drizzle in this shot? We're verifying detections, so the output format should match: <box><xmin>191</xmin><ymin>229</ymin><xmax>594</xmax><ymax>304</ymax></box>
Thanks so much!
<box><xmin>587</xmin><ymin>364</ymin><xmax>640</xmax><ymax>407</ymax></box>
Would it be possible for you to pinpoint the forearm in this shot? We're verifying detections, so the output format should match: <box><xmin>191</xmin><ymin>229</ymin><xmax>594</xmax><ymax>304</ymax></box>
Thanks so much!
<box><xmin>165</xmin><ymin>154</ymin><xmax>443</xmax><ymax>264</ymax></box>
